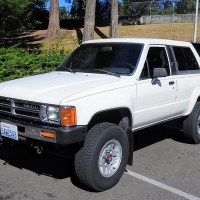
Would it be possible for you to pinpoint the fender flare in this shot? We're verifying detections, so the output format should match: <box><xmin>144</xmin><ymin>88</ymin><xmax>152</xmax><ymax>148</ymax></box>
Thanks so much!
<box><xmin>183</xmin><ymin>87</ymin><xmax>200</xmax><ymax>116</ymax></box>
<box><xmin>87</xmin><ymin>107</ymin><xmax>134</xmax><ymax>166</ymax></box>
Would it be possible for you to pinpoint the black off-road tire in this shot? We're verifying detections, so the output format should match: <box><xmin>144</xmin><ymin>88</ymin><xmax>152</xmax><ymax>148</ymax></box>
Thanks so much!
<box><xmin>183</xmin><ymin>102</ymin><xmax>200</xmax><ymax>144</ymax></box>
<box><xmin>74</xmin><ymin>122</ymin><xmax>129</xmax><ymax>191</ymax></box>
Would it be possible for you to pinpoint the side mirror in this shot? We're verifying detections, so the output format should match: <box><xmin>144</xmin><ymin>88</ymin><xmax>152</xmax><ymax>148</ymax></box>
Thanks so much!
<box><xmin>151</xmin><ymin>68</ymin><xmax>167</xmax><ymax>85</ymax></box>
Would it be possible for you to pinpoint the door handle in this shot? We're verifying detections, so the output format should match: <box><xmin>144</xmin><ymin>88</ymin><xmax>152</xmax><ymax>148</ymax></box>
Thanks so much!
<box><xmin>169</xmin><ymin>81</ymin><xmax>175</xmax><ymax>85</ymax></box>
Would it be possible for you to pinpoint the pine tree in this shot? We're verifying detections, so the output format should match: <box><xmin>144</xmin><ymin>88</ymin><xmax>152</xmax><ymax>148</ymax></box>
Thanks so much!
<box><xmin>70</xmin><ymin>0</ymin><xmax>86</xmax><ymax>18</ymax></box>
<box><xmin>83</xmin><ymin>0</ymin><xmax>96</xmax><ymax>41</ymax></box>
<box><xmin>46</xmin><ymin>0</ymin><xmax>60</xmax><ymax>38</ymax></box>
<box><xmin>110</xmin><ymin>0</ymin><xmax>118</xmax><ymax>38</ymax></box>
<box><xmin>123</xmin><ymin>0</ymin><xmax>148</xmax><ymax>17</ymax></box>
<box><xmin>175</xmin><ymin>0</ymin><xmax>196</xmax><ymax>14</ymax></box>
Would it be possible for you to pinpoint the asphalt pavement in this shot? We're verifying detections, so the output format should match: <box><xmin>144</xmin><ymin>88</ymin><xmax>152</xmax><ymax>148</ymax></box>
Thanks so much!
<box><xmin>0</xmin><ymin>123</ymin><xmax>200</xmax><ymax>200</ymax></box>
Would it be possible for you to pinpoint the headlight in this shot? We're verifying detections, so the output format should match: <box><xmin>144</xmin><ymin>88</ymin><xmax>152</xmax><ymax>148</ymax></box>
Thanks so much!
<box><xmin>47</xmin><ymin>106</ymin><xmax>60</xmax><ymax>122</ymax></box>
<box><xmin>40</xmin><ymin>105</ymin><xmax>60</xmax><ymax>123</ymax></box>
<box><xmin>40</xmin><ymin>105</ymin><xmax>76</xmax><ymax>126</ymax></box>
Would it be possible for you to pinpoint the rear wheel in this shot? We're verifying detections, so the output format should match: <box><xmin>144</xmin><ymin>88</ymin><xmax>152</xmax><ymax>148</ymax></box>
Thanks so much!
<box><xmin>183</xmin><ymin>102</ymin><xmax>200</xmax><ymax>144</ymax></box>
<box><xmin>75</xmin><ymin>122</ymin><xmax>129</xmax><ymax>191</ymax></box>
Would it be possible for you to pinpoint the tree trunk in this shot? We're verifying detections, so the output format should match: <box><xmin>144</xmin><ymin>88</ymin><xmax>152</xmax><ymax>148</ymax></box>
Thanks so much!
<box><xmin>109</xmin><ymin>0</ymin><xmax>118</xmax><ymax>38</ymax></box>
<box><xmin>83</xmin><ymin>0</ymin><xmax>96</xmax><ymax>42</ymax></box>
<box><xmin>46</xmin><ymin>0</ymin><xmax>60</xmax><ymax>38</ymax></box>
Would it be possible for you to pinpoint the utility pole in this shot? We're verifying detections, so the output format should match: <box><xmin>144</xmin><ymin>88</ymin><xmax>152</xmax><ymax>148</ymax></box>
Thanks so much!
<box><xmin>149</xmin><ymin>1</ymin><xmax>152</xmax><ymax>21</ymax></box>
<box><xmin>193</xmin><ymin>0</ymin><xmax>199</xmax><ymax>42</ymax></box>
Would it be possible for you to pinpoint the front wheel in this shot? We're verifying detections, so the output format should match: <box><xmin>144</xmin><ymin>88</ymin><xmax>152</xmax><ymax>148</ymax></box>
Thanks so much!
<box><xmin>75</xmin><ymin>122</ymin><xmax>129</xmax><ymax>191</ymax></box>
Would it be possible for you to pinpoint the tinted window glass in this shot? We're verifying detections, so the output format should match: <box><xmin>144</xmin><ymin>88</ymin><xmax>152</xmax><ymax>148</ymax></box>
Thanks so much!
<box><xmin>184</xmin><ymin>48</ymin><xmax>199</xmax><ymax>70</ymax></box>
<box><xmin>57</xmin><ymin>43</ymin><xmax>143</xmax><ymax>75</ymax></box>
<box><xmin>173</xmin><ymin>47</ymin><xmax>199</xmax><ymax>71</ymax></box>
<box><xmin>172</xmin><ymin>47</ymin><xmax>186</xmax><ymax>70</ymax></box>
<box><xmin>191</xmin><ymin>43</ymin><xmax>200</xmax><ymax>57</ymax></box>
<box><xmin>140</xmin><ymin>47</ymin><xmax>170</xmax><ymax>79</ymax></box>
<box><xmin>140</xmin><ymin>60</ymin><xmax>149</xmax><ymax>80</ymax></box>
<box><xmin>71</xmin><ymin>47</ymin><xmax>98</xmax><ymax>69</ymax></box>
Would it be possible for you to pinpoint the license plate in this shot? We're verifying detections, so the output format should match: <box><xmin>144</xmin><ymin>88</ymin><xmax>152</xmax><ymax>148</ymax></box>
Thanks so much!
<box><xmin>1</xmin><ymin>122</ymin><xmax>18</xmax><ymax>140</ymax></box>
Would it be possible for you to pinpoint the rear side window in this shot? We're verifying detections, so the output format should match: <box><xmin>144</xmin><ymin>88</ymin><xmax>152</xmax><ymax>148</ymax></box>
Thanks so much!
<box><xmin>172</xmin><ymin>47</ymin><xmax>199</xmax><ymax>71</ymax></box>
<box><xmin>191</xmin><ymin>43</ymin><xmax>200</xmax><ymax>56</ymax></box>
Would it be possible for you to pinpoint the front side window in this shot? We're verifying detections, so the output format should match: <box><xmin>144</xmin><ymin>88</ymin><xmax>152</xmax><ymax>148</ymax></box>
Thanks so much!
<box><xmin>56</xmin><ymin>43</ymin><xmax>143</xmax><ymax>76</ymax></box>
<box><xmin>140</xmin><ymin>46</ymin><xmax>170</xmax><ymax>80</ymax></box>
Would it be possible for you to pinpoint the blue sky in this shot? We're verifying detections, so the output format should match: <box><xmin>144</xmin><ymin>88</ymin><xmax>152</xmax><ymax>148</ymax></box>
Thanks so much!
<box><xmin>46</xmin><ymin>0</ymin><xmax>71</xmax><ymax>9</ymax></box>
<box><xmin>46</xmin><ymin>0</ymin><xmax>123</xmax><ymax>9</ymax></box>
<box><xmin>59</xmin><ymin>0</ymin><xmax>69</xmax><ymax>7</ymax></box>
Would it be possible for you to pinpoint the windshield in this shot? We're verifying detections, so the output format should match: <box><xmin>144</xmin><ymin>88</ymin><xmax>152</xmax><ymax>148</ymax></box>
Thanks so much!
<box><xmin>56</xmin><ymin>42</ymin><xmax>143</xmax><ymax>76</ymax></box>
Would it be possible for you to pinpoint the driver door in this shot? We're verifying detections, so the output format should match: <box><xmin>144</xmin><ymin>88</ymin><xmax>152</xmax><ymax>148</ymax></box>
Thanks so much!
<box><xmin>133</xmin><ymin>45</ymin><xmax>177</xmax><ymax>129</ymax></box>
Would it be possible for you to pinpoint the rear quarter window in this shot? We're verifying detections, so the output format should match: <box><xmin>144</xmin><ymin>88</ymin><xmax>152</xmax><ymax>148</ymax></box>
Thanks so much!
<box><xmin>172</xmin><ymin>46</ymin><xmax>200</xmax><ymax>71</ymax></box>
<box><xmin>191</xmin><ymin>43</ymin><xmax>200</xmax><ymax>57</ymax></box>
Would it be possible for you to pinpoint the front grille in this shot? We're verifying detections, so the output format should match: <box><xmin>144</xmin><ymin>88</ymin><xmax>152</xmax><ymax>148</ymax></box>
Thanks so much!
<box><xmin>0</xmin><ymin>97</ymin><xmax>40</xmax><ymax>121</ymax></box>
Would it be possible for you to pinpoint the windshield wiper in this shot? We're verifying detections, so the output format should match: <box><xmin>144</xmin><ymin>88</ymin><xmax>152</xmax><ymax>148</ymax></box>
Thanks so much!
<box><xmin>93</xmin><ymin>69</ymin><xmax>120</xmax><ymax>78</ymax></box>
<box><xmin>56</xmin><ymin>66</ymin><xmax>75</xmax><ymax>73</ymax></box>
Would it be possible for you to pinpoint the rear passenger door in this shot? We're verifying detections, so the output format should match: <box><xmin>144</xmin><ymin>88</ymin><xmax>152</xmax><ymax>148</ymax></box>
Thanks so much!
<box><xmin>172</xmin><ymin>46</ymin><xmax>200</xmax><ymax>115</ymax></box>
<box><xmin>133</xmin><ymin>45</ymin><xmax>177</xmax><ymax>129</ymax></box>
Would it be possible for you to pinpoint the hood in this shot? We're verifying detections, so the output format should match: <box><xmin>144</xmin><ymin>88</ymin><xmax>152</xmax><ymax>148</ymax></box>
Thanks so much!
<box><xmin>0</xmin><ymin>72</ymin><xmax>120</xmax><ymax>104</ymax></box>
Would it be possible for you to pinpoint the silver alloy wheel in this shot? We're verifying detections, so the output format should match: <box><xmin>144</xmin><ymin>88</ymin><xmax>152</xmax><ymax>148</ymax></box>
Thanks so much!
<box><xmin>197</xmin><ymin>115</ymin><xmax>200</xmax><ymax>134</ymax></box>
<box><xmin>98</xmin><ymin>139</ymin><xmax>122</xmax><ymax>178</ymax></box>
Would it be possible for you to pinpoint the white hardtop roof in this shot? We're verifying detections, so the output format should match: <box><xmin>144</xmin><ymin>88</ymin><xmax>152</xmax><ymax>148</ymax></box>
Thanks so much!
<box><xmin>82</xmin><ymin>38</ymin><xmax>191</xmax><ymax>46</ymax></box>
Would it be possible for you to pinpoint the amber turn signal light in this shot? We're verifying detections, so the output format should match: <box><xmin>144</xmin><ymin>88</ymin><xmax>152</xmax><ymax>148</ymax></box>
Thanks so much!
<box><xmin>41</xmin><ymin>131</ymin><xmax>55</xmax><ymax>139</ymax></box>
<box><xmin>61</xmin><ymin>107</ymin><xmax>76</xmax><ymax>126</ymax></box>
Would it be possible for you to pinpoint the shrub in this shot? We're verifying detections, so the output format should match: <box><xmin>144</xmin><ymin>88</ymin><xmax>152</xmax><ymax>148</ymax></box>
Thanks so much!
<box><xmin>0</xmin><ymin>44</ymin><xmax>71</xmax><ymax>82</ymax></box>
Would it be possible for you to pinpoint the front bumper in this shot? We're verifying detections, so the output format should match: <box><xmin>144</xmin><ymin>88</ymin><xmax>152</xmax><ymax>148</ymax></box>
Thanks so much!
<box><xmin>0</xmin><ymin>114</ymin><xmax>87</xmax><ymax>145</ymax></box>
